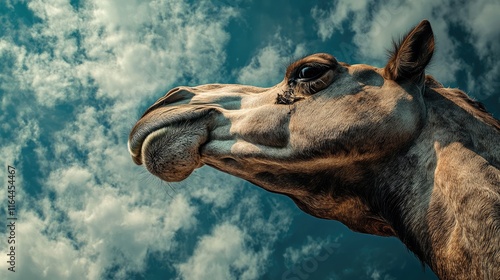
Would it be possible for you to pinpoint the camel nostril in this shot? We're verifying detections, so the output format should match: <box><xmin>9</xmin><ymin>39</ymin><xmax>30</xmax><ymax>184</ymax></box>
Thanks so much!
<box><xmin>164</xmin><ymin>87</ymin><xmax>195</xmax><ymax>104</ymax></box>
<box><xmin>140</xmin><ymin>88</ymin><xmax>196</xmax><ymax>118</ymax></box>
<box><xmin>221</xmin><ymin>157</ymin><xmax>239</xmax><ymax>167</ymax></box>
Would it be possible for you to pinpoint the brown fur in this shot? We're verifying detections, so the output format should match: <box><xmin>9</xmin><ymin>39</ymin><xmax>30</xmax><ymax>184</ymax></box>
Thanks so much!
<box><xmin>129</xmin><ymin>20</ymin><xmax>500</xmax><ymax>279</ymax></box>
<box><xmin>426</xmin><ymin>76</ymin><xmax>500</xmax><ymax>131</ymax></box>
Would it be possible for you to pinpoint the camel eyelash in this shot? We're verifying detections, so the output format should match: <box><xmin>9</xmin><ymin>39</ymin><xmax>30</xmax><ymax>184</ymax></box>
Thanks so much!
<box><xmin>276</xmin><ymin>80</ymin><xmax>323</xmax><ymax>105</ymax></box>
<box><xmin>276</xmin><ymin>63</ymin><xmax>332</xmax><ymax>106</ymax></box>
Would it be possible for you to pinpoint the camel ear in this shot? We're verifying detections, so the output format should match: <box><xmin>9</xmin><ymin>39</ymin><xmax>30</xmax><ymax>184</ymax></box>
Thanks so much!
<box><xmin>384</xmin><ymin>20</ymin><xmax>434</xmax><ymax>82</ymax></box>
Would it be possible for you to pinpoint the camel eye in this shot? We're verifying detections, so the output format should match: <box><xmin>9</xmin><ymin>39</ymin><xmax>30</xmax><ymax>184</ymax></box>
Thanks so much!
<box><xmin>298</xmin><ymin>65</ymin><xmax>328</xmax><ymax>81</ymax></box>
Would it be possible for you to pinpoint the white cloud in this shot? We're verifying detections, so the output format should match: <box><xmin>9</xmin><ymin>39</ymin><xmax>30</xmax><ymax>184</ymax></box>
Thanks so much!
<box><xmin>3</xmin><ymin>0</ymin><xmax>237</xmax><ymax>110</ymax></box>
<box><xmin>79</xmin><ymin>0</ymin><xmax>237</xmax><ymax>102</ymax></box>
<box><xmin>453</xmin><ymin>0</ymin><xmax>500</xmax><ymax>100</ymax></box>
<box><xmin>309</xmin><ymin>0</ymin><xmax>499</xmax><ymax>92</ymax></box>
<box><xmin>31</xmin><ymin>91</ymin><xmax>246</xmax><ymax>280</ymax></box>
<box><xmin>0</xmin><ymin>118</ymin><xmax>40</xmax><ymax>170</ymax></box>
<box><xmin>226</xmin><ymin>195</ymin><xmax>293</xmax><ymax>244</ymax></box>
<box><xmin>177</xmin><ymin>193</ymin><xmax>293</xmax><ymax>280</ymax></box>
<box><xmin>189</xmin><ymin>167</ymin><xmax>240</xmax><ymax>208</ymax></box>
<box><xmin>65</xmin><ymin>193</ymin><xmax>198</xmax><ymax>278</ymax></box>
<box><xmin>237</xmin><ymin>33</ymin><xmax>307</xmax><ymax>87</ymax></box>
<box><xmin>0</xmin><ymin>211</ymin><xmax>88</xmax><ymax>279</ymax></box>
<box><xmin>283</xmin><ymin>235</ymin><xmax>341</xmax><ymax>267</ymax></box>
<box><xmin>0</xmin><ymin>0</ymin><xmax>245</xmax><ymax>279</ymax></box>
<box><xmin>311</xmin><ymin>0</ymin><xmax>370</xmax><ymax>41</ymax></box>
<box><xmin>177</xmin><ymin>223</ymin><xmax>262</xmax><ymax>280</ymax></box>
<box><xmin>49</xmin><ymin>165</ymin><xmax>92</xmax><ymax>193</ymax></box>
<box><xmin>457</xmin><ymin>0</ymin><xmax>500</xmax><ymax>58</ymax></box>
<box><xmin>370</xmin><ymin>269</ymin><xmax>381</xmax><ymax>280</ymax></box>
<box><xmin>0</xmin><ymin>40</ymin><xmax>27</xmax><ymax>104</ymax></box>
<box><xmin>0</xmin><ymin>189</ymin><xmax>199</xmax><ymax>279</ymax></box>
<box><xmin>465</xmin><ymin>64</ymin><xmax>500</xmax><ymax>100</ymax></box>
<box><xmin>365</xmin><ymin>265</ymin><xmax>396</xmax><ymax>280</ymax></box>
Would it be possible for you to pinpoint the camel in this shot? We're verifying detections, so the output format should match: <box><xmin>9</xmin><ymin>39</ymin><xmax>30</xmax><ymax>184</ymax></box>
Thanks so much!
<box><xmin>128</xmin><ymin>20</ymin><xmax>500</xmax><ymax>279</ymax></box>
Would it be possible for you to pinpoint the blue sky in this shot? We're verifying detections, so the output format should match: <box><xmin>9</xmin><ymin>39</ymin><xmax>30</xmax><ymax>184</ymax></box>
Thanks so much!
<box><xmin>1</xmin><ymin>0</ymin><xmax>499</xmax><ymax>279</ymax></box>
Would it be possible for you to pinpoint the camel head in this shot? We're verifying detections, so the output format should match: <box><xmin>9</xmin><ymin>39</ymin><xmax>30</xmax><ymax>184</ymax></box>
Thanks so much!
<box><xmin>129</xmin><ymin>19</ymin><xmax>500</xmax><ymax>279</ymax></box>
<box><xmin>129</xmin><ymin>20</ymin><xmax>434</xmax><ymax>230</ymax></box>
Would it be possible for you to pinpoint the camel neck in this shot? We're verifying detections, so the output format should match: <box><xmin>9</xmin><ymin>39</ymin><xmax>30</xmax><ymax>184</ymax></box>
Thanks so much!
<box><xmin>370</xmin><ymin>96</ymin><xmax>500</xmax><ymax>279</ymax></box>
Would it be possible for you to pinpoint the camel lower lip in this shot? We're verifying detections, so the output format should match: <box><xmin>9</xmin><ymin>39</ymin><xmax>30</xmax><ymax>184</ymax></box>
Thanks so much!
<box><xmin>140</xmin><ymin>125</ymin><xmax>208</xmax><ymax>182</ymax></box>
<box><xmin>128</xmin><ymin>108</ymin><xmax>213</xmax><ymax>165</ymax></box>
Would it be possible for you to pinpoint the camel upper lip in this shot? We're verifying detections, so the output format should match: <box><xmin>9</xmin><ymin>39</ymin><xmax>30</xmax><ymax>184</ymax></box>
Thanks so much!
<box><xmin>128</xmin><ymin>107</ymin><xmax>213</xmax><ymax>165</ymax></box>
